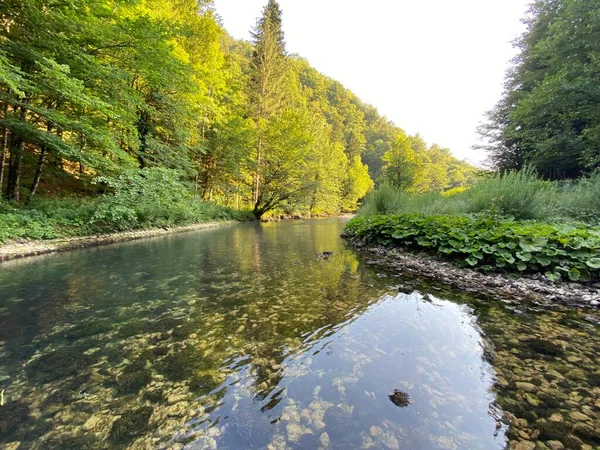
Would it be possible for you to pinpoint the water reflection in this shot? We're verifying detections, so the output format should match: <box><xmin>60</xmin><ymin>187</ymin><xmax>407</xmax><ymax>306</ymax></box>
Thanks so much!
<box><xmin>182</xmin><ymin>292</ymin><xmax>505</xmax><ymax>450</ymax></box>
<box><xmin>0</xmin><ymin>219</ymin><xmax>596</xmax><ymax>449</ymax></box>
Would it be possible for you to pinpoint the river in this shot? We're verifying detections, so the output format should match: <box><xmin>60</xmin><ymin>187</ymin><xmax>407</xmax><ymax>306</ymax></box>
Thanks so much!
<box><xmin>0</xmin><ymin>219</ymin><xmax>598</xmax><ymax>449</ymax></box>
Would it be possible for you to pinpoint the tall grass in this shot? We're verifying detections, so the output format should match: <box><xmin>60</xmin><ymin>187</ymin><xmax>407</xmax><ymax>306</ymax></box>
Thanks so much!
<box><xmin>360</xmin><ymin>169</ymin><xmax>600</xmax><ymax>224</ymax></box>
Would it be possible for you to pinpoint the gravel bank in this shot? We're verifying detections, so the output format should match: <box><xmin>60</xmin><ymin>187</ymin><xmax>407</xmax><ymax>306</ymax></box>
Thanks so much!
<box><xmin>346</xmin><ymin>239</ymin><xmax>600</xmax><ymax>309</ymax></box>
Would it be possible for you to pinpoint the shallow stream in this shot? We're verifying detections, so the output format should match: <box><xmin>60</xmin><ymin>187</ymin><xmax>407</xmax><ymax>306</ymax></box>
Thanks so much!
<box><xmin>0</xmin><ymin>219</ymin><xmax>598</xmax><ymax>449</ymax></box>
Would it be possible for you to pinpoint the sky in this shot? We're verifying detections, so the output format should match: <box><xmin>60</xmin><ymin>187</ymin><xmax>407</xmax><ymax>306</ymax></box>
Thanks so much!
<box><xmin>213</xmin><ymin>0</ymin><xmax>530</xmax><ymax>164</ymax></box>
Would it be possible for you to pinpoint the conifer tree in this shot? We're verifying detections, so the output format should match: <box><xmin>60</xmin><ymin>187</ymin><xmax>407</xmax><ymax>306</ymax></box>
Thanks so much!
<box><xmin>249</xmin><ymin>0</ymin><xmax>291</xmax><ymax>215</ymax></box>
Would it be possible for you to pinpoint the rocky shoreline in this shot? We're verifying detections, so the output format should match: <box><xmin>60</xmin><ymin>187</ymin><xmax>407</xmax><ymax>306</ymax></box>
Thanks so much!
<box><xmin>0</xmin><ymin>221</ymin><xmax>238</xmax><ymax>263</ymax></box>
<box><xmin>345</xmin><ymin>239</ymin><xmax>600</xmax><ymax>309</ymax></box>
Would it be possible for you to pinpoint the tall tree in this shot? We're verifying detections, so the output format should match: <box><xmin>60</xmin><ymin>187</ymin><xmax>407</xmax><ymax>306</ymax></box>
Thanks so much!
<box><xmin>249</xmin><ymin>0</ymin><xmax>291</xmax><ymax>215</ymax></box>
<box><xmin>481</xmin><ymin>0</ymin><xmax>600</xmax><ymax>179</ymax></box>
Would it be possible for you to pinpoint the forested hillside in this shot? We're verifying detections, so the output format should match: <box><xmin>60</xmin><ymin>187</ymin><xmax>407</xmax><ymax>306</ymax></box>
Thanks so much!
<box><xmin>0</xmin><ymin>0</ymin><xmax>473</xmax><ymax>225</ymax></box>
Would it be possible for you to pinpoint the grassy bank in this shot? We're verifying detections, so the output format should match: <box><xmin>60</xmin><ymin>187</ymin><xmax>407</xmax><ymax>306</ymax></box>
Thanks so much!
<box><xmin>361</xmin><ymin>169</ymin><xmax>600</xmax><ymax>224</ymax></box>
<box><xmin>0</xmin><ymin>169</ymin><xmax>252</xmax><ymax>244</ymax></box>
<box><xmin>345</xmin><ymin>170</ymin><xmax>600</xmax><ymax>282</ymax></box>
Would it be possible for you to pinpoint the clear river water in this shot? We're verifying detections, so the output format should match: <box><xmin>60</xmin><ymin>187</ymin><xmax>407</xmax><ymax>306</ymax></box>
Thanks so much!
<box><xmin>0</xmin><ymin>219</ymin><xmax>599</xmax><ymax>450</ymax></box>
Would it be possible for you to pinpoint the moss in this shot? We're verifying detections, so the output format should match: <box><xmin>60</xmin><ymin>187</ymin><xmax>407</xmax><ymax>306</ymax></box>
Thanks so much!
<box><xmin>0</xmin><ymin>401</ymin><xmax>29</xmax><ymax>440</ymax></box>
<box><xmin>587</xmin><ymin>371</ymin><xmax>600</xmax><ymax>387</ymax></box>
<box><xmin>108</xmin><ymin>406</ymin><xmax>153</xmax><ymax>443</ymax></box>
<box><xmin>189</xmin><ymin>373</ymin><xmax>220</xmax><ymax>396</ymax></box>
<box><xmin>524</xmin><ymin>339</ymin><xmax>564</xmax><ymax>357</ymax></box>
<box><xmin>536</xmin><ymin>420</ymin><xmax>586</xmax><ymax>448</ymax></box>
<box><xmin>572</xmin><ymin>422</ymin><xmax>600</xmax><ymax>444</ymax></box>
<box><xmin>110</xmin><ymin>359</ymin><xmax>151</xmax><ymax>394</ymax></box>
<box><xmin>44</xmin><ymin>433</ymin><xmax>98</xmax><ymax>449</ymax></box>
<box><xmin>153</xmin><ymin>317</ymin><xmax>183</xmax><ymax>333</ymax></box>
<box><xmin>148</xmin><ymin>332</ymin><xmax>170</xmax><ymax>344</ymax></box>
<box><xmin>117</xmin><ymin>370</ymin><xmax>151</xmax><ymax>394</ymax></box>
<box><xmin>63</xmin><ymin>319</ymin><xmax>112</xmax><ymax>341</ymax></box>
<box><xmin>143</xmin><ymin>389</ymin><xmax>165</xmax><ymax>403</ymax></box>
<box><xmin>158</xmin><ymin>346</ymin><xmax>206</xmax><ymax>381</ymax></box>
<box><xmin>117</xmin><ymin>320</ymin><xmax>152</xmax><ymax>338</ymax></box>
<box><xmin>536</xmin><ymin>391</ymin><xmax>562</xmax><ymax>408</ymax></box>
<box><xmin>25</xmin><ymin>345</ymin><xmax>97</xmax><ymax>383</ymax></box>
<box><xmin>170</xmin><ymin>322</ymin><xmax>199</xmax><ymax>340</ymax></box>
<box><xmin>140</xmin><ymin>346</ymin><xmax>169</xmax><ymax>360</ymax></box>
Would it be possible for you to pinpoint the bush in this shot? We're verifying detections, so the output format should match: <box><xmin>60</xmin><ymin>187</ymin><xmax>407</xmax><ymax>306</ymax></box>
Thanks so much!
<box><xmin>360</xmin><ymin>169</ymin><xmax>600</xmax><ymax>224</ymax></box>
<box><xmin>344</xmin><ymin>214</ymin><xmax>600</xmax><ymax>282</ymax></box>
<box><xmin>0</xmin><ymin>169</ymin><xmax>252</xmax><ymax>244</ymax></box>
<box><xmin>461</xmin><ymin>168</ymin><xmax>557</xmax><ymax>220</ymax></box>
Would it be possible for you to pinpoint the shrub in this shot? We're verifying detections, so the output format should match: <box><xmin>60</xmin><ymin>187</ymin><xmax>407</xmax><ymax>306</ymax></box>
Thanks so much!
<box><xmin>0</xmin><ymin>168</ymin><xmax>252</xmax><ymax>244</ymax></box>
<box><xmin>344</xmin><ymin>214</ymin><xmax>600</xmax><ymax>282</ymax></box>
<box><xmin>360</xmin><ymin>169</ymin><xmax>600</xmax><ymax>224</ymax></box>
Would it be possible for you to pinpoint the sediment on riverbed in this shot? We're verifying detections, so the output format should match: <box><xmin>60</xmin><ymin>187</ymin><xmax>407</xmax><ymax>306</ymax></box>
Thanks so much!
<box><xmin>0</xmin><ymin>221</ymin><xmax>238</xmax><ymax>262</ymax></box>
<box><xmin>345</xmin><ymin>239</ymin><xmax>600</xmax><ymax>309</ymax></box>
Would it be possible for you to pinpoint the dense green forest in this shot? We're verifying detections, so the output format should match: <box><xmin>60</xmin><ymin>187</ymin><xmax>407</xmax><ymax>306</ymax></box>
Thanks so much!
<box><xmin>480</xmin><ymin>0</ymin><xmax>600</xmax><ymax>179</ymax></box>
<box><xmin>0</xmin><ymin>0</ymin><xmax>473</xmax><ymax>235</ymax></box>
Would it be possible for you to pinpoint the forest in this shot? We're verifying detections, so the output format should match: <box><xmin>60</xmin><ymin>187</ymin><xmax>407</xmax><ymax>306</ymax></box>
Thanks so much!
<box><xmin>480</xmin><ymin>0</ymin><xmax>600</xmax><ymax>179</ymax></box>
<box><xmin>0</xmin><ymin>0</ymin><xmax>473</xmax><ymax>242</ymax></box>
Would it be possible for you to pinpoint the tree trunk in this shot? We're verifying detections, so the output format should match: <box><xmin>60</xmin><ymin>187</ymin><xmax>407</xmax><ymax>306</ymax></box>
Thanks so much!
<box><xmin>137</xmin><ymin>110</ymin><xmax>150</xmax><ymax>169</ymax></box>
<box><xmin>6</xmin><ymin>135</ymin><xmax>24</xmax><ymax>202</ymax></box>
<box><xmin>253</xmin><ymin>135</ymin><xmax>263</xmax><ymax>206</ymax></box>
<box><xmin>0</xmin><ymin>106</ymin><xmax>8</xmax><ymax>196</ymax></box>
<box><xmin>26</xmin><ymin>123</ymin><xmax>53</xmax><ymax>204</ymax></box>
<box><xmin>6</xmin><ymin>105</ymin><xmax>28</xmax><ymax>202</ymax></box>
<box><xmin>26</xmin><ymin>146</ymin><xmax>47</xmax><ymax>204</ymax></box>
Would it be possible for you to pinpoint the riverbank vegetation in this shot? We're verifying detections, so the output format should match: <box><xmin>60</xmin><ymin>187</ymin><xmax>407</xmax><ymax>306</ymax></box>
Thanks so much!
<box><xmin>348</xmin><ymin>170</ymin><xmax>600</xmax><ymax>282</ymax></box>
<box><xmin>346</xmin><ymin>0</ymin><xmax>600</xmax><ymax>283</ymax></box>
<box><xmin>349</xmin><ymin>169</ymin><xmax>600</xmax><ymax>282</ymax></box>
<box><xmin>0</xmin><ymin>0</ymin><xmax>473</xmax><ymax>243</ymax></box>
<box><xmin>0</xmin><ymin>168</ymin><xmax>251</xmax><ymax>243</ymax></box>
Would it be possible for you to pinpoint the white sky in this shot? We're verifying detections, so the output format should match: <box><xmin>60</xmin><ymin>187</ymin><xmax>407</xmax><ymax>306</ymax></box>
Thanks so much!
<box><xmin>213</xmin><ymin>0</ymin><xmax>529</xmax><ymax>164</ymax></box>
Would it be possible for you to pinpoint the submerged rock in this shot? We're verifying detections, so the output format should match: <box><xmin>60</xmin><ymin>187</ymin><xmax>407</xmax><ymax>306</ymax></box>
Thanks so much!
<box><xmin>25</xmin><ymin>345</ymin><xmax>96</xmax><ymax>383</ymax></box>
<box><xmin>388</xmin><ymin>389</ymin><xmax>411</xmax><ymax>408</ymax></box>
<box><xmin>108</xmin><ymin>406</ymin><xmax>153</xmax><ymax>443</ymax></box>
<box><xmin>0</xmin><ymin>401</ymin><xmax>29</xmax><ymax>440</ymax></box>
<box><xmin>117</xmin><ymin>359</ymin><xmax>152</xmax><ymax>393</ymax></box>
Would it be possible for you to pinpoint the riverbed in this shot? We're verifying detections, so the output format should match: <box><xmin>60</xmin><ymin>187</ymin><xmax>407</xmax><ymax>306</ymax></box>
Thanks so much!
<box><xmin>0</xmin><ymin>219</ymin><xmax>598</xmax><ymax>449</ymax></box>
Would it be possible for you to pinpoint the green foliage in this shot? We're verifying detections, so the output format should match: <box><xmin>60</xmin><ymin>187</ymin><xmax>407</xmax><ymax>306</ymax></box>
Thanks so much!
<box><xmin>482</xmin><ymin>0</ymin><xmax>600</xmax><ymax>179</ymax></box>
<box><xmin>0</xmin><ymin>169</ymin><xmax>251</xmax><ymax>243</ymax></box>
<box><xmin>0</xmin><ymin>0</ymin><xmax>474</xmax><ymax>225</ymax></box>
<box><xmin>344</xmin><ymin>214</ymin><xmax>600</xmax><ymax>282</ymax></box>
<box><xmin>361</xmin><ymin>169</ymin><xmax>600</xmax><ymax>224</ymax></box>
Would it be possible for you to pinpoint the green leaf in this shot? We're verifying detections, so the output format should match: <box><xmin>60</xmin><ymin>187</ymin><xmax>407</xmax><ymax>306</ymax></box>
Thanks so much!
<box><xmin>586</xmin><ymin>258</ymin><xmax>600</xmax><ymax>269</ymax></box>
<box><xmin>465</xmin><ymin>257</ymin><xmax>478</xmax><ymax>266</ymax></box>
<box><xmin>568</xmin><ymin>267</ymin><xmax>581</xmax><ymax>281</ymax></box>
<box><xmin>517</xmin><ymin>262</ymin><xmax>527</xmax><ymax>271</ymax></box>
<box><xmin>536</xmin><ymin>256</ymin><xmax>552</xmax><ymax>266</ymax></box>
<box><xmin>516</xmin><ymin>252</ymin><xmax>532</xmax><ymax>262</ymax></box>
<box><xmin>545</xmin><ymin>271</ymin><xmax>560</xmax><ymax>282</ymax></box>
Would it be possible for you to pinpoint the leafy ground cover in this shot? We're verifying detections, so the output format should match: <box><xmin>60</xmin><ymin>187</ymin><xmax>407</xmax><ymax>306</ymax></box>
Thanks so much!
<box><xmin>344</xmin><ymin>214</ymin><xmax>600</xmax><ymax>282</ymax></box>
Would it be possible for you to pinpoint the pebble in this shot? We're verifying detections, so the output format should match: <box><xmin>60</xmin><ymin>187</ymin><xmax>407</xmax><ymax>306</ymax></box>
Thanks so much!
<box><xmin>569</xmin><ymin>411</ymin><xmax>591</xmax><ymax>422</ymax></box>
<box><xmin>515</xmin><ymin>382</ymin><xmax>537</xmax><ymax>392</ymax></box>
<box><xmin>286</xmin><ymin>423</ymin><xmax>303</xmax><ymax>442</ymax></box>
<box><xmin>513</xmin><ymin>441</ymin><xmax>536</xmax><ymax>450</ymax></box>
